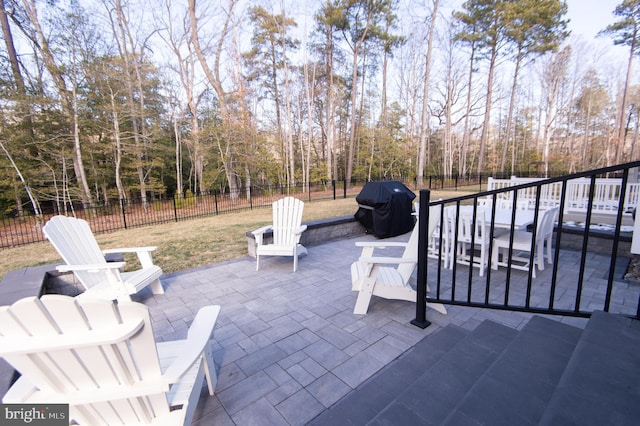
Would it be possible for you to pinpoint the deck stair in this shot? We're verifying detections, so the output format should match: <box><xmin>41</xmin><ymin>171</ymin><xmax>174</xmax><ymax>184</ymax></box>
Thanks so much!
<box><xmin>311</xmin><ymin>311</ymin><xmax>640</xmax><ymax>425</ymax></box>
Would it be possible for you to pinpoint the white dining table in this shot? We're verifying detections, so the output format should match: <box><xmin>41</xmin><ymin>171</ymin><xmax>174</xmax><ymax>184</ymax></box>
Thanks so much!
<box><xmin>458</xmin><ymin>205</ymin><xmax>536</xmax><ymax>230</ymax></box>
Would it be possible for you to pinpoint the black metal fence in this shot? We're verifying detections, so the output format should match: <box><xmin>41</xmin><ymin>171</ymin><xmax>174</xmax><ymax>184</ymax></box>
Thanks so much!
<box><xmin>1</xmin><ymin>180</ymin><xmax>360</xmax><ymax>249</ymax></box>
<box><xmin>412</xmin><ymin>161</ymin><xmax>640</xmax><ymax>328</ymax></box>
<box><xmin>0</xmin><ymin>171</ymin><xmax>563</xmax><ymax>250</ymax></box>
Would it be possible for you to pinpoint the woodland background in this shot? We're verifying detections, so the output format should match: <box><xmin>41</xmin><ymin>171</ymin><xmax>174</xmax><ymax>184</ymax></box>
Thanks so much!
<box><xmin>1</xmin><ymin>0</ymin><xmax>639</xmax><ymax>217</ymax></box>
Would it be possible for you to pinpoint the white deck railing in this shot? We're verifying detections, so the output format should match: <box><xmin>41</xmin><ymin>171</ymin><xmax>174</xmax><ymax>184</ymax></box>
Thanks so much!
<box><xmin>486</xmin><ymin>176</ymin><xmax>640</xmax><ymax>215</ymax></box>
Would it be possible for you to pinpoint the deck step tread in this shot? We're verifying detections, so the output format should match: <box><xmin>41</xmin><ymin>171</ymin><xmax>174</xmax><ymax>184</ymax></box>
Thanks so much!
<box><xmin>540</xmin><ymin>311</ymin><xmax>640</xmax><ymax>425</ymax></box>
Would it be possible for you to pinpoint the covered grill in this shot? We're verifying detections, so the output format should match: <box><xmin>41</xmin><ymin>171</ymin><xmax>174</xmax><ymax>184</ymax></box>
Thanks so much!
<box><xmin>354</xmin><ymin>180</ymin><xmax>416</xmax><ymax>238</ymax></box>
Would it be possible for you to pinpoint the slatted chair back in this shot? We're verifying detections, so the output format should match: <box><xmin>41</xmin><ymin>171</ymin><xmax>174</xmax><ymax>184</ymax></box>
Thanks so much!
<box><xmin>397</xmin><ymin>204</ymin><xmax>442</xmax><ymax>283</ymax></box>
<box><xmin>1</xmin><ymin>296</ymin><xmax>168</xmax><ymax>424</ymax></box>
<box><xmin>43</xmin><ymin>215</ymin><xmax>163</xmax><ymax>300</ymax></box>
<box><xmin>43</xmin><ymin>215</ymin><xmax>111</xmax><ymax>290</ymax></box>
<box><xmin>253</xmin><ymin>197</ymin><xmax>308</xmax><ymax>271</ymax></box>
<box><xmin>272</xmin><ymin>196</ymin><xmax>305</xmax><ymax>246</ymax></box>
<box><xmin>0</xmin><ymin>295</ymin><xmax>220</xmax><ymax>425</ymax></box>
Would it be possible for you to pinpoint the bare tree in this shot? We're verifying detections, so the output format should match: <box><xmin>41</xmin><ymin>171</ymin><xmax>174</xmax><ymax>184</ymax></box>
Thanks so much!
<box><xmin>600</xmin><ymin>0</ymin><xmax>640</xmax><ymax>165</ymax></box>
<box><xmin>540</xmin><ymin>46</ymin><xmax>571</xmax><ymax>176</ymax></box>
<box><xmin>157</xmin><ymin>0</ymin><xmax>208</xmax><ymax>195</ymax></box>
<box><xmin>16</xmin><ymin>0</ymin><xmax>93</xmax><ymax>206</ymax></box>
<box><xmin>338</xmin><ymin>0</ymin><xmax>393</xmax><ymax>186</ymax></box>
<box><xmin>314</xmin><ymin>0</ymin><xmax>341</xmax><ymax>181</ymax></box>
<box><xmin>499</xmin><ymin>0</ymin><xmax>568</xmax><ymax>174</ymax></box>
<box><xmin>417</xmin><ymin>0</ymin><xmax>439</xmax><ymax>185</ymax></box>
<box><xmin>101</xmin><ymin>0</ymin><xmax>157</xmax><ymax>206</ymax></box>
<box><xmin>1</xmin><ymin>0</ymin><xmax>34</xmax><ymax>215</ymax></box>
<box><xmin>188</xmin><ymin>0</ymin><xmax>243</xmax><ymax>198</ymax></box>
<box><xmin>455</xmin><ymin>0</ymin><xmax>511</xmax><ymax>176</ymax></box>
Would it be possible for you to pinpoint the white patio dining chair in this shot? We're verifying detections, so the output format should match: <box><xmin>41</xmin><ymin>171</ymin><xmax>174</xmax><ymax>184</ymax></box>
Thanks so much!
<box><xmin>491</xmin><ymin>207</ymin><xmax>559</xmax><ymax>277</ymax></box>
<box><xmin>443</xmin><ymin>206</ymin><xmax>491</xmax><ymax>276</ymax></box>
<box><xmin>0</xmin><ymin>295</ymin><xmax>221</xmax><ymax>426</ymax></box>
<box><xmin>496</xmin><ymin>197</ymin><xmax>529</xmax><ymax>210</ymax></box>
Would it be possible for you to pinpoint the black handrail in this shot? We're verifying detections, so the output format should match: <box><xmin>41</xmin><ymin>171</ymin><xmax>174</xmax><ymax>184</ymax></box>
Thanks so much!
<box><xmin>414</xmin><ymin>161</ymin><xmax>640</xmax><ymax>327</ymax></box>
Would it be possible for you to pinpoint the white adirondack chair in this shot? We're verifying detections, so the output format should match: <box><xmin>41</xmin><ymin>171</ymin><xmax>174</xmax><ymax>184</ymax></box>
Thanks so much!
<box><xmin>350</xmin><ymin>205</ymin><xmax>447</xmax><ymax>315</ymax></box>
<box><xmin>0</xmin><ymin>295</ymin><xmax>221</xmax><ymax>425</ymax></box>
<box><xmin>253</xmin><ymin>197</ymin><xmax>308</xmax><ymax>272</ymax></box>
<box><xmin>42</xmin><ymin>215</ymin><xmax>164</xmax><ymax>301</ymax></box>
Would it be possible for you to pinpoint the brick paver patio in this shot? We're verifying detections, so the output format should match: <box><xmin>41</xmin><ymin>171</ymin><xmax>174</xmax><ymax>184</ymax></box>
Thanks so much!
<box><xmin>24</xmin><ymin>231</ymin><xmax>640</xmax><ymax>425</ymax></box>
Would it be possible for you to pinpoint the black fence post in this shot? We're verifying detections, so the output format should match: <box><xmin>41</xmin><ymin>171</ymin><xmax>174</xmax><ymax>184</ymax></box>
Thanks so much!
<box><xmin>214</xmin><ymin>190</ymin><xmax>219</xmax><ymax>215</ymax></box>
<box><xmin>120</xmin><ymin>198</ymin><xmax>128</xmax><ymax>229</ymax></box>
<box><xmin>332</xmin><ymin>180</ymin><xmax>336</xmax><ymax>200</ymax></box>
<box><xmin>343</xmin><ymin>180</ymin><xmax>347</xmax><ymax>198</ymax></box>
<box><xmin>173</xmin><ymin>195</ymin><xmax>178</xmax><ymax>222</ymax></box>
<box><xmin>412</xmin><ymin>189</ymin><xmax>431</xmax><ymax>329</ymax></box>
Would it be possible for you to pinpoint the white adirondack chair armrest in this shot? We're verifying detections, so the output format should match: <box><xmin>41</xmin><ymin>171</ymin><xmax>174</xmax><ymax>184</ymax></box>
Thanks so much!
<box><xmin>4</xmin><ymin>375</ymin><xmax>172</xmax><ymax>405</ymax></box>
<box><xmin>56</xmin><ymin>263</ymin><xmax>126</xmax><ymax>273</ymax></box>
<box><xmin>355</xmin><ymin>242</ymin><xmax>408</xmax><ymax>249</ymax></box>
<box><xmin>356</xmin><ymin>256</ymin><xmax>416</xmax><ymax>278</ymax></box>
<box><xmin>252</xmin><ymin>226</ymin><xmax>272</xmax><ymax>245</ymax></box>
<box><xmin>162</xmin><ymin>305</ymin><xmax>221</xmax><ymax>384</ymax></box>
<box><xmin>102</xmin><ymin>246</ymin><xmax>157</xmax><ymax>254</ymax></box>
<box><xmin>103</xmin><ymin>247</ymin><xmax>157</xmax><ymax>268</ymax></box>
<box><xmin>355</xmin><ymin>241</ymin><xmax>409</xmax><ymax>257</ymax></box>
<box><xmin>0</xmin><ymin>319</ymin><xmax>144</xmax><ymax>356</ymax></box>
<box><xmin>56</xmin><ymin>262</ymin><xmax>126</xmax><ymax>273</ymax></box>
<box><xmin>252</xmin><ymin>226</ymin><xmax>272</xmax><ymax>235</ymax></box>
<box><xmin>358</xmin><ymin>256</ymin><xmax>417</xmax><ymax>266</ymax></box>
<box><xmin>6</xmin><ymin>376</ymin><xmax>172</xmax><ymax>405</ymax></box>
<box><xmin>294</xmin><ymin>225</ymin><xmax>307</xmax><ymax>235</ymax></box>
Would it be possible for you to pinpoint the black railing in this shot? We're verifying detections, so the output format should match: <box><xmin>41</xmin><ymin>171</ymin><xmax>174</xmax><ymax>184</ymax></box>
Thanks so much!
<box><xmin>414</xmin><ymin>161</ymin><xmax>640</xmax><ymax>328</ymax></box>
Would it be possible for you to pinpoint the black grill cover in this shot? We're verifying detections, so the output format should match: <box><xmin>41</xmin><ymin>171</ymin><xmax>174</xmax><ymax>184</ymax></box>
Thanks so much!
<box><xmin>354</xmin><ymin>181</ymin><xmax>416</xmax><ymax>238</ymax></box>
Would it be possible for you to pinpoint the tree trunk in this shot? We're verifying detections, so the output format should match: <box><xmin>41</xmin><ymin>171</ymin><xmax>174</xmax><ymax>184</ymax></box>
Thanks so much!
<box><xmin>327</xmin><ymin>35</ymin><xmax>336</xmax><ymax>181</ymax></box>
<box><xmin>616</xmin><ymin>39</ymin><xmax>636</xmax><ymax>165</ymax></box>
<box><xmin>500</xmin><ymin>51</ymin><xmax>522</xmax><ymax>174</ymax></box>
<box><xmin>303</xmin><ymin>50</ymin><xmax>317</xmax><ymax>192</ymax></box>
<box><xmin>346</xmin><ymin>42</ymin><xmax>361</xmax><ymax>186</ymax></box>
<box><xmin>1</xmin><ymin>0</ymin><xmax>34</xmax><ymax>141</ymax></box>
<box><xmin>20</xmin><ymin>0</ymin><xmax>93</xmax><ymax>206</ymax></box>
<box><xmin>282</xmin><ymin>42</ymin><xmax>295</xmax><ymax>187</ymax></box>
<box><xmin>583</xmin><ymin>97</ymin><xmax>592</xmax><ymax>170</ymax></box>
<box><xmin>69</xmin><ymin>41</ymin><xmax>93</xmax><ymax>207</ymax></box>
<box><xmin>477</xmin><ymin>43</ymin><xmax>498</xmax><ymax>176</ymax></box>
<box><xmin>112</xmin><ymin>0</ymin><xmax>149</xmax><ymax>207</ymax></box>
<box><xmin>345</xmin><ymin>7</ymin><xmax>373</xmax><ymax>187</ymax></box>
<box><xmin>0</xmin><ymin>140</ymin><xmax>40</xmax><ymax>216</ymax></box>
<box><xmin>188</xmin><ymin>0</ymin><xmax>240</xmax><ymax>198</ymax></box>
<box><xmin>461</xmin><ymin>41</ymin><xmax>477</xmax><ymax>177</ymax></box>
<box><xmin>417</xmin><ymin>0</ymin><xmax>439</xmax><ymax>186</ymax></box>
<box><xmin>173</xmin><ymin>112</ymin><xmax>183</xmax><ymax>197</ymax></box>
<box><xmin>109</xmin><ymin>90</ymin><xmax>126</xmax><ymax>201</ymax></box>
